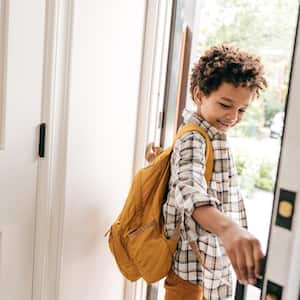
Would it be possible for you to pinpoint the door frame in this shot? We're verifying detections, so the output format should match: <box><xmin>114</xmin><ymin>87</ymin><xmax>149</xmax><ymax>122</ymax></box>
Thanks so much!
<box><xmin>32</xmin><ymin>0</ymin><xmax>74</xmax><ymax>299</ymax></box>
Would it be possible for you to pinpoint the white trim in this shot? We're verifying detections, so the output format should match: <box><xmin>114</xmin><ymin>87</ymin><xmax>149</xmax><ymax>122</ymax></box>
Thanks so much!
<box><xmin>32</xmin><ymin>0</ymin><xmax>74</xmax><ymax>299</ymax></box>
<box><xmin>146</xmin><ymin>0</ymin><xmax>174</xmax><ymax>147</ymax></box>
<box><xmin>0</xmin><ymin>0</ymin><xmax>9</xmax><ymax>150</ymax></box>
<box><xmin>152</xmin><ymin>0</ymin><xmax>174</xmax><ymax>146</ymax></box>
<box><xmin>125</xmin><ymin>1</ymin><xmax>174</xmax><ymax>300</ymax></box>
<box><xmin>130</xmin><ymin>0</ymin><xmax>159</xmax><ymax>176</ymax></box>
<box><xmin>131</xmin><ymin>0</ymin><xmax>174</xmax><ymax>172</ymax></box>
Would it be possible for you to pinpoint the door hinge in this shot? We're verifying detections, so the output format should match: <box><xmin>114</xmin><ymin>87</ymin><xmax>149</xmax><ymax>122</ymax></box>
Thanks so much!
<box><xmin>39</xmin><ymin>123</ymin><xmax>46</xmax><ymax>158</ymax></box>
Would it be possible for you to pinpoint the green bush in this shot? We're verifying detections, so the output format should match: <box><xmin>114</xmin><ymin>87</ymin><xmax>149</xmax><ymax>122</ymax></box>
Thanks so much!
<box><xmin>235</xmin><ymin>153</ymin><xmax>276</xmax><ymax>196</ymax></box>
<box><xmin>255</xmin><ymin>160</ymin><xmax>275</xmax><ymax>191</ymax></box>
<box><xmin>235</xmin><ymin>154</ymin><xmax>259</xmax><ymax>197</ymax></box>
<box><xmin>235</xmin><ymin>155</ymin><xmax>246</xmax><ymax>176</ymax></box>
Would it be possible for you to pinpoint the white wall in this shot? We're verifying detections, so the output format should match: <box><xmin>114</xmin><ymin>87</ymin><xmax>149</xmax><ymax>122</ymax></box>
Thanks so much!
<box><xmin>59</xmin><ymin>1</ymin><xmax>146</xmax><ymax>300</ymax></box>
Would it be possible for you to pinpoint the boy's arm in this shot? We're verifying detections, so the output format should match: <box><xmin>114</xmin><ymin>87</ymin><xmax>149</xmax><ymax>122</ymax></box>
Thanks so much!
<box><xmin>192</xmin><ymin>206</ymin><xmax>264</xmax><ymax>285</ymax></box>
<box><xmin>172</xmin><ymin>131</ymin><xmax>263</xmax><ymax>284</ymax></box>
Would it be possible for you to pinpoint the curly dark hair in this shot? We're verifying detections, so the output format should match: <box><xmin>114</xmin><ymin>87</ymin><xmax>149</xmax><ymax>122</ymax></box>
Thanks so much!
<box><xmin>190</xmin><ymin>45</ymin><xmax>268</xmax><ymax>99</ymax></box>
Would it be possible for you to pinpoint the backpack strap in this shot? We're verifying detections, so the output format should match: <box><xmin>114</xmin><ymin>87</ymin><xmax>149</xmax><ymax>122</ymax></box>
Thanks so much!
<box><xmin>173</xmin><ymin>123</ymin><xmax>213</xmax><ymax>184</ymax></box>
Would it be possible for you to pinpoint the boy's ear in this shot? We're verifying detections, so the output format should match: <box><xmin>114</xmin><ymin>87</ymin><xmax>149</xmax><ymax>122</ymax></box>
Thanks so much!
<box><xmin>193</xmin><ymin>86</ymin><xmax>203</xmax><ymax>105</ymax></box>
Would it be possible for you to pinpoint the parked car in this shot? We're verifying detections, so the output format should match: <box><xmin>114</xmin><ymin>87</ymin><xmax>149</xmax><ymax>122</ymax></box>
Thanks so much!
<box><xmin>270</xmin><ymin>112</ymin><xmax>285</xmax><ymax>138</ymax></box>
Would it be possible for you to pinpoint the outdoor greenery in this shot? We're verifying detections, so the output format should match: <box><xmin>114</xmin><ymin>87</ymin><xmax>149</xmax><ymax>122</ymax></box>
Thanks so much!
<box><xmin>197</xmin><ymin>0</ymin><xmax>298</xmax><ymax>138</ymax></box>
<box><xmin>235</xmin><ymin>152</ymin><xmax>276</xmax><ymax>196</ymax></box>
<box><xmin>255</xmin><ymin>160</ymin><xmax>275</xmax><ymax>191</ymax></box>
<box><xmin>195</xmin><ymin>0</ymin><xmax>298</xmax><ymax>194</ymax></box>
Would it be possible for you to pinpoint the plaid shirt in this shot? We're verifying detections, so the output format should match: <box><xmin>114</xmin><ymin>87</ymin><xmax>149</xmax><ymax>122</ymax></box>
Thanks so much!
<box><xmin>163</xmin><ymin>111</ymin><xmax>248</xmax><ymax>300</ymax></box>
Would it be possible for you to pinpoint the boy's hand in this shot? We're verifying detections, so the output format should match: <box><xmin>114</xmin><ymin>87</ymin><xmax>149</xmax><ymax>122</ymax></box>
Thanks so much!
<box><xmin>219</xmin><ymin>223</ymin><xmax>264</xmax><ymax>285</ymax></box>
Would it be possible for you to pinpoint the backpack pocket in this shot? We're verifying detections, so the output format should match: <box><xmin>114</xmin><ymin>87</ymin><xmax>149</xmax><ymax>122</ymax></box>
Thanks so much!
<box><xmin>127</xmin><ymin>220</ymin><xmax>177</xmax><ymax>283</ymax></box>
<box><xmin>108</xmin><ymin>223</ymin><xmax>141</xmax><ymax>281</ymax></box>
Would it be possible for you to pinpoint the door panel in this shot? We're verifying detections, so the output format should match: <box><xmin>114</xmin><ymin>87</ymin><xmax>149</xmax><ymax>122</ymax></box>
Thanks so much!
<box><xmin>0</xmin><ymin>1</ymin><xmax>45</xmax><ymax>299</ymax></box>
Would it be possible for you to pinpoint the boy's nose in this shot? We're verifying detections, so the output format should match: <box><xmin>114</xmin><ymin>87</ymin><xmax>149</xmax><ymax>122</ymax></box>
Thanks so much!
<box><xmin>225</xmin><ymin>111</ymin><xmax>239</xmax><ymax>124</ymax></box>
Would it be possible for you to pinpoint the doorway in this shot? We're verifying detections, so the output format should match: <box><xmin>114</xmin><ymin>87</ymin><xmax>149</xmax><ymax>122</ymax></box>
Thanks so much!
<box><xmin>149</xmin><ymin>0</ymin><xmax>300</xmax><ymax>299</ymax></box>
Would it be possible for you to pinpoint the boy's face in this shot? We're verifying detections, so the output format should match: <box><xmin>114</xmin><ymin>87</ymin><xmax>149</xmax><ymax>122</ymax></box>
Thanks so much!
<box><xmin>193</xmin><ymin>82</ymin><xmax>254</xmax><ymax>133</ymax></box>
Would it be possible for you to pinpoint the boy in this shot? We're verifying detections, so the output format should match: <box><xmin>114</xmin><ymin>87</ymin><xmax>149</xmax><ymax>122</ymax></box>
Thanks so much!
<box><xmin>163</xmin><ymin>45</ymin><xmax>268</xmax><ymax>300</ymax></box>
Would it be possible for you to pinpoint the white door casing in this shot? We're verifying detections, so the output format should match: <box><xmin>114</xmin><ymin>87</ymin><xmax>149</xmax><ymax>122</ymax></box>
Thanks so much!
<box><xmin>32</xmin><ymin>0</ymin><xmax>74</xmax><ymax>299</ymax></box>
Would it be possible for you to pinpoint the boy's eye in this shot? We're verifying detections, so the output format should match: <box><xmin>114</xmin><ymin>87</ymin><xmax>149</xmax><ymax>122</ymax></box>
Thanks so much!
<box><xmin>219</xmin><ymin>103</ymin><xmax>231</xmax><ymax>109</ymax></box>
<box><xmin>219</xmin><ymin>102</ymin><xmax>247</xmax><ymax>113</ymax></box>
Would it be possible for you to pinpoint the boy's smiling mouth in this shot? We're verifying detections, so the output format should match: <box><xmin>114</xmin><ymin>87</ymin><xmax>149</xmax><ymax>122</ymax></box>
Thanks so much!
<box><xmin>217</xmin><ymin>120</ymin><xmax>234</xmax><ymax>130</ymax></box>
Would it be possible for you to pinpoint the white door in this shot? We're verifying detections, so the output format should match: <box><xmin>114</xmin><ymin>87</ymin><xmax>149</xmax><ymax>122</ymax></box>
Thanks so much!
<box><xmin>0</xmin><ymin>1</ymin><xmax>46</xmax><ymax>299</ymax></box>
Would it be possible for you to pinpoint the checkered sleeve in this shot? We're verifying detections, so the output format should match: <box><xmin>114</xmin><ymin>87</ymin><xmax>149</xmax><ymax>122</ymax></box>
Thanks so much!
<box><xmin>172</xmin><ymin>131</ymin><xmax>220</xmax><ymax>218</ymax></box>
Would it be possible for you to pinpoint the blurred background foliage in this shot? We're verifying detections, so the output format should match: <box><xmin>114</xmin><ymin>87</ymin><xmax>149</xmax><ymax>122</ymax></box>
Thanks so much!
<box><xmin>197</xmin><ymin>0</ymin><xmax>296</xmax><ymax>137</ymax></box>
<box><xmin>235</xmin><ymin>152</ymin><xmax>276</xmax><ymax>197</ymax></box>
<box><xmin>194</xmin><ymin>0</ymin><xmax>298</xmax><ymax>194</ymax></box>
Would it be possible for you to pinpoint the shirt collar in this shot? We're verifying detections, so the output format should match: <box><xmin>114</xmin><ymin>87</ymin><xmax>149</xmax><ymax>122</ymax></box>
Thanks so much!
<box><xmin>182</xmin><ymin>109</ymin><xmax>226</xmax><ymax>140</ymax></box>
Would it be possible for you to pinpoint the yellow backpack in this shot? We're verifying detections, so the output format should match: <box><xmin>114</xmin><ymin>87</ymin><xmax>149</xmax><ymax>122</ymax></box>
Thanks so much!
<box><xmin>106</xmin><ymin>123</ymin><xmax>213</xmax><ymax>283</ymax></box>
